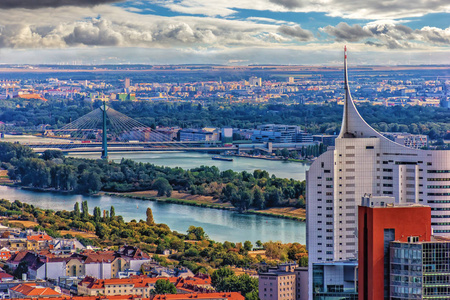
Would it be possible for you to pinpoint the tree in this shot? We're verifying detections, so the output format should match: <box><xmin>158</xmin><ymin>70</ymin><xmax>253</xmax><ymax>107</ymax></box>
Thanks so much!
<box><xmin>187</xmin><ymin>226</ymin><xmax>207</xmax><ymax>240</ymax></box>
<box><xmin>214</xmin><ymin>273</ymin><xmax>258</xmax><ymax>298</ymax></box>
<box><xmin>253</xmin><ymin>187</ymin><xmax>265</xmax><ymax>210</ymax></box>
<box><xmin>14</xmin><ymin>261</ymin><xmax>28</xmax><ymax>279</ymax></box>
<box><xmin>245</xmin><ymin>291</ymin><xmax>259</xmax><ymax>300</ymax></box>
<box><xmin>73</xmin><ymin>202</ymin><xmax>80</xmax><ymax>219</ymax></box>
<box><xmin>244</xmin><ymin>241</ymin><xmax>253</xmax><ymax>251</ymax></box>
<box><xmin>81</xmin><ymin>201</ymin><xmax>89</xmax><ymax>220</ymax></box>
<box><xmin>152</xmin><ymin>177</ymin><xmax>172</xmax><ymax>197</ymax></box>
<box><xmin>77</xmin><ymin>171</ymin><xmax>102</xmax><ymax>194</ymax></box>
<box><xmin>96</xmin><ymin>223</ymin><xmax>111</xmax><ymax>239</ymax></box>
<box><xmin>236</xmin><ymin>189</ymin><xmax>253</xmax><ymax>212</ymax></box>
<box><xmin>110</xmin><ymin>206</ymin><xmax>115</xmax><ymax>220</ymax></box>
<box><xmin>93</xmin><ymin>206</ymin><xmax>101</xmax><ymax>223</ymax></box>
<box><xmin>146</xmin><ymin>207</ymin><xmax>155</xmax><ymax>225</ymax></box>
<box><xmin>153</xmin><ymin>279</ymin><xmax>177</xmax><ymax>294</ymax></box>
<box><xmin>41</xmin><ymin>149</ymin><xmax>64</xmax><ymax>161</ymax></box>
<box><xmin>211</xmin><ymin>267</ymin><xmax>235</xmax><ymax>287</ymax></box>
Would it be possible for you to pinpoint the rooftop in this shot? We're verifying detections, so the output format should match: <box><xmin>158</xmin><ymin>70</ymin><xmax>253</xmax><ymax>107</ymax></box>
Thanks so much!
<box><xmin>10</xmin><ymin>283</ymin><xmax>60</xmax><ymax>297</ymax></box>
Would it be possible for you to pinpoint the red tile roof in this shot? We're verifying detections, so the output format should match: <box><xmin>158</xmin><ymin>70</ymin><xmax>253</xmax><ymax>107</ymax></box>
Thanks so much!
<box><xmin>7</xmin><ymin>251</ymin><xmax>28</xmax><ymax>264</ymax></box>
<box><xmin>10</xmin><ymin>283</ymin><xmax>61</xmax><ymax>296</ymax></box>
<box><xmin>27</xmin><ymin>234</ymin><xmax>53</xmax><ymax>241</ymax></box>
<box><xmin>80</xmin><ymin>276</ymin><xmax>178</xmax><ymax>289</ymax></box>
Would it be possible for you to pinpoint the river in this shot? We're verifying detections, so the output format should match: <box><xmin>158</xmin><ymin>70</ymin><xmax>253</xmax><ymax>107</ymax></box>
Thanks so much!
<box><xmin>0</xmin><ymin>186</ymin><xmax>306</xmax><ymax>244</ymax></box>
<box><xmin>71</xmin><ymin>151</ymin><xmax>309</xmax><ymax>181</ymax></box>
<box><xmin>1</xmin><ymin>136</ymin><xmax>309</xmax><ymax>244</ymax></box>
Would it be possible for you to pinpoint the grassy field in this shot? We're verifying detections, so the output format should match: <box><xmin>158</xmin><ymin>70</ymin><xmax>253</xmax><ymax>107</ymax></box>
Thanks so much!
<box><xmin>257</xmin><ymin>207</ymin><xmax>306</xmax><ymax>219</ymax></box>
<box><xmin>59</xmin><ymin>230</ymin><xmax>97</xmax><ymax>239</ymax></box>
<box><xmin>114</xmin><ymin>190</ymin><xmax>234</xmax><ymax>209</ymax></box>
<box><xmin>0</xmin><ymin>169</ymin><xmax>13</xmax><ymax>185</ymax></box>
<box><xmin>9</xmin><ymin>220</ymin><xmax>39</xmax><ymax>228</ymax></box>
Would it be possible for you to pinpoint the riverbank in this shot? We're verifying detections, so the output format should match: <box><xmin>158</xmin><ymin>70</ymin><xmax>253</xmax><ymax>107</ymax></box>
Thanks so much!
<box><xmin>0</xmin><ymin>177</ymin><xmax>306</xmax><ymax>222</ymax></box>
<box><xmin>0</xmin><ymin>170</ymin><xmax>13</xmax><ymax>185</ymax></box>
<box><xmin>105</xmin><ymin>190</ymin><xmax>306</xmax><ymax>221</ymax></box>
<box><xmin>0</xmin><ymin>185</ymin><xmax>306</xmax><ymax>244</ymax></box>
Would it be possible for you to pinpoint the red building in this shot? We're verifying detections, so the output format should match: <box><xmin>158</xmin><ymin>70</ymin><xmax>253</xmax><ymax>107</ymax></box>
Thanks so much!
<box><xmin>358</xmin><ymin>204</ymin><xmax>431</xmax><ymax>300</ymax></box>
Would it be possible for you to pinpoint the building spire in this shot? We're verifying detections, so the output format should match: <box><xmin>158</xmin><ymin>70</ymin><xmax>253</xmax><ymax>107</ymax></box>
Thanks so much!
<box><xmin>337</xmin><ymin>46</ymin><xmax>382</xmax><ymax>139</ymax></box>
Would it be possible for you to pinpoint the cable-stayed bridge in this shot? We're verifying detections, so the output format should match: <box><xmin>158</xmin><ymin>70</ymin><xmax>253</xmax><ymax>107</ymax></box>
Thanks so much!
<box><xmin>5</xmin><ymin>103</ymin><xmax>237</xmax><ymax>158</ymax></box>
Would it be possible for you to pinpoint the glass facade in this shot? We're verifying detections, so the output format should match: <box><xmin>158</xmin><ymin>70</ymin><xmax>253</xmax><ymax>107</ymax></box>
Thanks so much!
<box><xmin>312</xmin><ymin>263</ymin><xmax>358</xmax><ymax>300</ymax></box>
<box><xmin>390</xmin><ymin>241</ymin><xmax>450</xmax><ymax>300</ymax></box>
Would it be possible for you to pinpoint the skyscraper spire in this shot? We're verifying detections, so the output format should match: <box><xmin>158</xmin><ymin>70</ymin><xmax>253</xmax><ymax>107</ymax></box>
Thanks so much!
<box><xmin>338</xmin><ymin>46</ymin><xmax>382</xmax><ymax>139</ymax></box>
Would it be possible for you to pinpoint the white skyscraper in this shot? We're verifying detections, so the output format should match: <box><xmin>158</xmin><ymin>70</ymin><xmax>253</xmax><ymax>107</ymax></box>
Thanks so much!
<box><xmin>306</xmin><ymin>47</ymin><xmax>450</xmax><ymax>297</ymax></box>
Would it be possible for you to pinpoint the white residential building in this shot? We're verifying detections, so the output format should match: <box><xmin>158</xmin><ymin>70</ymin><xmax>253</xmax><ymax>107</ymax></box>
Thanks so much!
<box><xmin>306</xmin><ymin>48</ymin><xmax>450</xmax><ymax>298</ymax></box>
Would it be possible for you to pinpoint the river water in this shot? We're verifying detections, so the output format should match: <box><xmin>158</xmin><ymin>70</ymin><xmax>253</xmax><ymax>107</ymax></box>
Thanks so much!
<box><xmin>0</xmin><ymin>186</ymin><xmax>306</xmax><ymax>244</ymax></box>
<box><xmin>0</xmin><ymin>137</ymin><xmax>309</xmax><ymax>244</ymax></box>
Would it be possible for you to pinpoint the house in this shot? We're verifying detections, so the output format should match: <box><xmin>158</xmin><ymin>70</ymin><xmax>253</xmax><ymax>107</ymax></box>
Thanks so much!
<box><xmin>0</xmin><ymin>247</ymin><xmax>12</xmax><ymax>260</ymax></box>
<box><xmin>8</xmin><ymin>239</ymin><xmax>27</xmax><ymax>251</ymax></box>
<box><xmin>27</xmin><ymin>234</ymin><xmax>53</xmax><ymax>251</ymax></box>
<box><xmin>51</xmin><ymin>238</ymin><xmax>86</xmax><ymax>254</ymax></box>
<box><xmin>78</xmin><ymin>275</ymin><xmax>178</xmax><ymax>297</ymax></box>
<box><xmin>0</xmin><ymin>271</ymin><xmax>14</xmax><ymax>282</ymax></box>
<box><xmin>7</xmin><ymin>252</ymin><xmax>66</xmax><ymax>280</ymax></box>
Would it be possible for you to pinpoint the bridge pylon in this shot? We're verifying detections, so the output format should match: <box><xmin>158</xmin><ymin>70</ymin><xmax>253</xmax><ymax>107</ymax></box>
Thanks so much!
<box><xmin>100</xmin><ymin>101</ymin><xmax>108</xmax><ymax>160</ymax></box>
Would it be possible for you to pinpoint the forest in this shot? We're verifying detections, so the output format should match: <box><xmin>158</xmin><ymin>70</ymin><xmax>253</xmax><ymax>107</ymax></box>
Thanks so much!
<box><xmin>2</xmin><ymin>98</ymin><xmax>450</xmax><ymax>140</ymax></box>
<box><xmin>0</xmin><ymin>142</ymin><xmax>306</xmax><ymax>211</ymax></box>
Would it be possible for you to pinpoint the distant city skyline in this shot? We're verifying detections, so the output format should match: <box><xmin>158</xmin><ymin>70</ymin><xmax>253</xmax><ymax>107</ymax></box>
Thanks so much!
<box><xmin>0</xmin><ymin>0</ymin><xmax>448</xmax><ymax>65</ymax></box>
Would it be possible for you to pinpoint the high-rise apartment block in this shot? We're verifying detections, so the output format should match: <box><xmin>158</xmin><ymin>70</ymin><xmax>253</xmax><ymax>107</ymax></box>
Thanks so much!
<box><xmin>306</xmin><ymin>48</ymin><xmax>450</xmax><ymax>297</ymax></box>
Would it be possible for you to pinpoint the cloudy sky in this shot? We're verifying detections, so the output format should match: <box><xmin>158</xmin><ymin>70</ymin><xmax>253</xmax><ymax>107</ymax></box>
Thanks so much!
<box><xmin>0</xmin><ymin>0</ymin><xmax>449</xmax><ymax>65</ymax></box>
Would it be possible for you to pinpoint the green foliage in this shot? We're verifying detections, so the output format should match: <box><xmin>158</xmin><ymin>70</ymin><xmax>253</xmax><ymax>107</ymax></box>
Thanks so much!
<box><xmin>73</xmin><ymin>202</ymin><xmax>80</xmax><ymax>219</ymax></box>
<box><xmin>1</xmin><ymin>142</ymin><xmax>307</xmax><ymax>211</ymax></box>
<box><xmin>14</xmin><ymin>261</ymin><xmax>28</xmax><ymax>279</ymax></box>
<box><xmin>0</xmin><ymin>142</ymin><xmax>36</xmax><ymax>163</ymax></box>
<box><xmin>244</xmin><ymin>241</ymin><xmax>253</xmax><ymax>251</ymax></box>
<box><xmin>110</xmin><ymin>206</ymin><xmax>115</xmax><ymax>219</ymax></box>
<box><xmin>211</xmin><ymin>267</ymin><xmax>235</xmax><ymax>287</ymax></box>
<box><xmin>152</xmin><ymin>177</ymin><xmax>173</xmax><ymax>197</ymax></box>
<box><xmin>153</xmin><ymin>279</ymin><xmax>177</xmax><ymax>294</ymax></box>
<box><xmin>187</xmin><ymin>226</ymin><xmax>207</xmax><ymax>240</ymax></box>
<box><xmin>146</xmin><ymin>207</ymin><xmax>155</xmax><ymax>225</ymax></box>
<box><xmin>41</xmin><ymin>150</ymin><xmax>64</xmax><ymax>161</ymax></box>
<box><xmin>7</xmin><ymin>100</ymin><xmax>450</xmax><ymax>139</ymax></box>
<box><xmin>212</xmin><ymin>268</ymin><xmax>258</xmax><ymax>300</ymax></box>
<box><xmin>81</xmin><ymin>201</ymin><xmax>89</xmax><ymax>220</ymax></box>
<box><xmin>0</xmin><ymin>198</ymin><xmax>307</xmax><ymax>274</ymax></box>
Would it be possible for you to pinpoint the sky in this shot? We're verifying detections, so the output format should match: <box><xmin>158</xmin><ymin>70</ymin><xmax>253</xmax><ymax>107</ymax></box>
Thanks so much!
<box><xmin>0</xmin><ymin>0</ymin><xmax>448</xmax><ymax>65</ymax></box>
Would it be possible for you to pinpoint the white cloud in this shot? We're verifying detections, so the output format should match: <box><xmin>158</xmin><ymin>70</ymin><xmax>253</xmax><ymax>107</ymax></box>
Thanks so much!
<box><xmin>0</xmin><ymin>6</ymin><xmax>293</xmax><ymax>49</ymax></box>
<box><xmin>146</xmin><ymin>0</ymin><xmax>450</xmax><ymax>20</ymax></box>
<box><xmin>321</xmin><ymin>22</ymin><xmax>450</xmax><ymax>49</ymax></box>
<box><xmin>278</xmin><ymin>25</ymin><xmax>314</xmax><ymax>41</ymax></box>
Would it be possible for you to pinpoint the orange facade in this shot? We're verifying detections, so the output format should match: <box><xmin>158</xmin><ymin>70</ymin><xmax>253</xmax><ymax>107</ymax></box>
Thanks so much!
<box><xmin>358</xmin><ymin>205</ymin><xmax>431</xmax><ymax>300</ymax></box>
